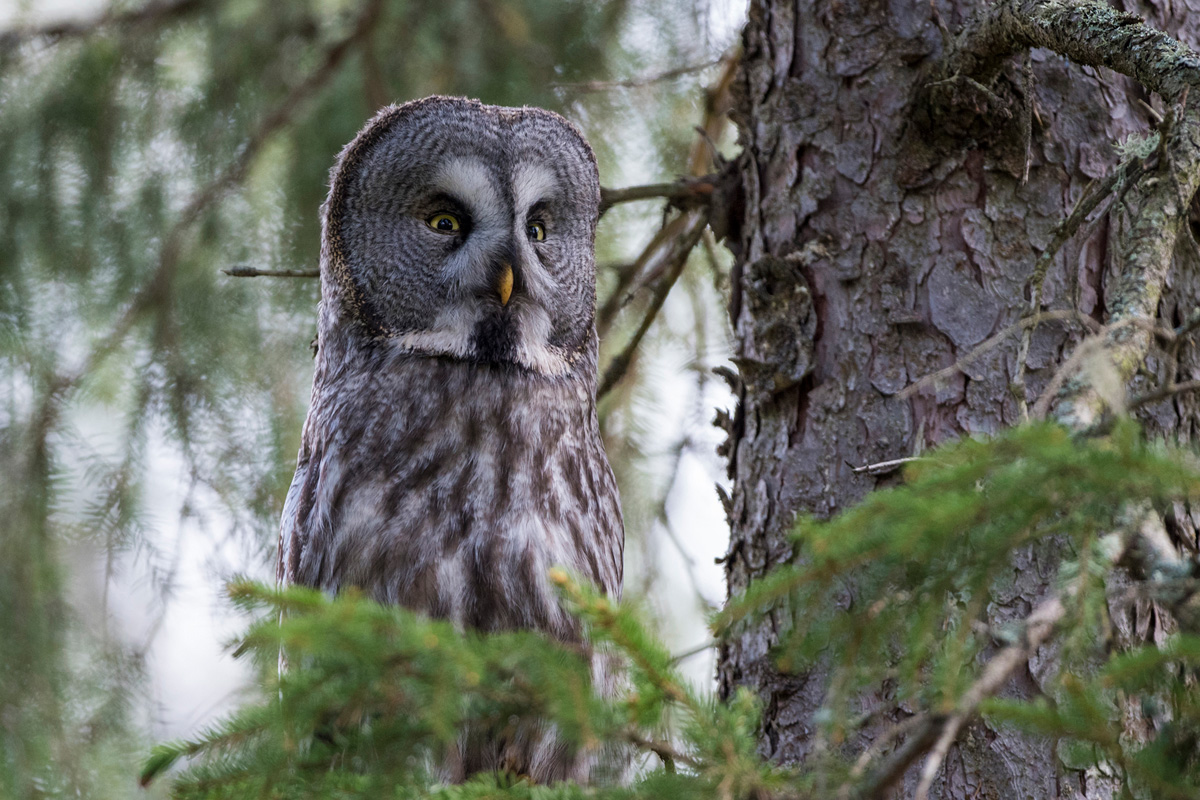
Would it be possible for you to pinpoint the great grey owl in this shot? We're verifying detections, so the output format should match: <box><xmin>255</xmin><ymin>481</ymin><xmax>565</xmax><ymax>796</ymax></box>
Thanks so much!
<box><xmin>277</xmin><ymin>96</ymin><xmax>624</xmax><ymax>782</ymax></box>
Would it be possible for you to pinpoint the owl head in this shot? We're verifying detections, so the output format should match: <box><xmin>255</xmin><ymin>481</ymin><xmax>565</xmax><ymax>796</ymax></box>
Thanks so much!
<box><xmin>319</xmin><ymin>96</ymin><xmax>602</xmax><ymax>378</ymax></box>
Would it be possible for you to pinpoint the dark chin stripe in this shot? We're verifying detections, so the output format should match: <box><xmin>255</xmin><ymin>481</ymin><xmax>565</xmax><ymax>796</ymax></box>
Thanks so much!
<box><xmin>471</xmin><ymin>312</ymin><xmax>520</xmax><ymax>364</ymax></box>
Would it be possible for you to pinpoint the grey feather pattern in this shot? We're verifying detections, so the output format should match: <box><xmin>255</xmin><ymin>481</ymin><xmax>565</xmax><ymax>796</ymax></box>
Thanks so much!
<box><xmin>278</xmin><ymin>96</ymin><xmax>624</xmax><ymax>782</ymax></box>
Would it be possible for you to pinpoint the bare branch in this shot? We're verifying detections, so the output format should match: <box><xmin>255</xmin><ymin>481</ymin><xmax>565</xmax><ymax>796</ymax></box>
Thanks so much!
<box><xmin>1012</xmin><ymin>158</ymin><xmax>1146</xmax><ymax>415</ymax></box>
<box><xmin>597</xmin><ymin>211</ymin><xmax>709</xmax><ymax>399</ymax></box>
<box><xmin>623</xmin><ymin>730</ymin><xmax>700</xmax><ymax>770</ymax></box>
<box><xmin>854</xmin><ymin>714</ymin><xmax>945</xmax><ymax>800</ymax></box>
<box><xmin>599</xmin><ymin>179</ymin><xmax>715</xmax><ymax>216</ymax></box>
<box><xmin>223</xmin><ymin>267</ymin><xmax>320</xmax><ymax>279</ymax></box>
<box><xmin>1126</xmin><ymin>379</ymin><xmax>1200</xmax><ymax>410</ymax></box>
<box><xmin>848</xmin><ymin>456</ymin><xmax>927</xmax><ymax>476</ymax></box>
<box><xmin>912</xmin><ymin>596</ymin><xmax>1065</xmax><ymax>800</ymax></box>
<box><xmin>669</xmin><ymin>640</ymin><xmax>715</xmax><ymax>665</ymax></box>
<box><xmin>553</xmin><ymin>57</ymin><xmax>725</xmax><ymax>92</ymax></box>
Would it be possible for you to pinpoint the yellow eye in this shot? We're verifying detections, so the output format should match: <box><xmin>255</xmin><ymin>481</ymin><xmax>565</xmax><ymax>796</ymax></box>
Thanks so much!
<box><xmin>427</xmin><ymin>213</ymin><xmax>460</xmax><ymax>233</ymax></box>
<box><xmin>527</xmin><ymin>221</ymin><xmax>546</xmax><ymax>241</ymax></box>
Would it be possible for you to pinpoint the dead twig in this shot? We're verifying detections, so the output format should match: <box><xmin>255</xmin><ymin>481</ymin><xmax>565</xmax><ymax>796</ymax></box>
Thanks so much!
<box><xmin>223</xmin><ymin>267</ymin><xmax>320</xmax><ymax>278</ymax></box>
<box><xmin>624</xmin><ymin>730</ymin><xmax>699</xmax><ymax>770</ymax></box>
<box><xmin>849</xmin><ymin>456</ymin><xmax>927</xmax><ymax>476</ymax></box>
<box><xmin>597</xmin><ymin>210</ymin><xmax>709</xmax><ymax>399</ymax></box>
<box><xmin>912</xmin><ymin>595</ymin><xmax>1065</xmax><ymax>800</ymax></box>
<box><xmin>553</xmin><ymin>57</ymin><xmax>725</xmax><ymax>92</ymax></box>
<box><xmin>599</xmin><ymin>179</ymin><xmax>715</xmax><ymax>216</ymax></box>
<box><xmin>1126</xmin><ymin>379</ymin><xmax>1200</xmax><ymax>410</ymax></box>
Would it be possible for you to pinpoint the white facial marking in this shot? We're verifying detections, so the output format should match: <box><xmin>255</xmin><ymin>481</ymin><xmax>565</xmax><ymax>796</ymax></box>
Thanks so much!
<box><xmin>512</xmin><ymin>163</ymin><xmax>557</xmax><ymax>213</ymax></box>
<box><xmin>510</xmin><ymin>163</ymin><xmax>560</xmax><ymax>307</ymax></box>
<box><xmin>437</xmin><ymin>158</ymin><xmax>506</xmax><ymax>288</ymax></box>
<box><xmin>390</xmin><ymin>302</ymin><xmax>575</xmax><ymax>376</ymax></box>
<box><xmin>436</xmin><ymin>158</ymin><xmax>504</xmax><ymax>227</ymax></box>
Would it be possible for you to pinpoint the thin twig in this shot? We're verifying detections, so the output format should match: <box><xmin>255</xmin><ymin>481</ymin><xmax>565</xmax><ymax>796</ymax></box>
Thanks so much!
<box><xmin>849</xmin><ymin>456</ymin><xmax>927</xmax><ymax>476</ymax></box>
<box><xmin>838</xmin><ymin>713</ymin><xmax>927</xmax><ymax>800</ymax></box>
<box><xmin>599</xmin><ymin>179</ymin><xmax>715</xmax><ymax>216</ymax></box>
<box><xmin>1021</xmin><ymin>54</ymin><xmax>1034</xmax><ymax>184</ymax></box>
<box><xmin>1031</xmin><ymin>319</ymin><xmax>1132</xmax><ymax>420</ymax></box>
<box><xmin>624</xmin><ymin>730</ymin><xmax>700</xmax><ymax>769</ymax></box>
<box><xmin>1012</xmin><ymin>162</ymin><xmax>1140</xmax><ymax>416</ymax></box>
<box><xmin>553</xmin><ymin>57</ymin><xmax>725</xmax><ymax>92</ymax></box>
<box><xmin>597</xmin><ymin>214</ymin><xmax>692</xmax><ymax>337</ymax></box>
<box><xmin>669</xmin><ymin>640</ymin><xmax>715</xmax><ymax>665</ymax></box>
<box><xmin>1126</xmin><ymin>379</ymin><xmax>1200</xmax><ymax>410</ymax></box>
<box><xmin>854</xmin><ymin>714</ymin><xmax>946</xmax><ymax>800</ymax></box>
<box><xmin>223</xmin><ymin>267</ymin><xmax>320</xmax><ymax>278</ymax></box>
<box><xmin>597</xmin><ymin>211</ymin><xmax>709</xmax><ymax>399</ymax></box>
<box><xmin>899</xmin><ymin>310</ymin><xmax>1100</xmax><ymax>400</ymax></box>
<box><xmin>912</xmin><ymin>595</ymin><xmax>1065</xmax><ymax>800</ymax></box>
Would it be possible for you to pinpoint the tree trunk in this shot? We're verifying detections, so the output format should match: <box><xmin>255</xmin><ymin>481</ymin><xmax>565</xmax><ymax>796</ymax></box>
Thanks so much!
<box><xmin>717</xmin><ymin>0</ymin><xmax>1200</xmax><ymax>796</ymax></box>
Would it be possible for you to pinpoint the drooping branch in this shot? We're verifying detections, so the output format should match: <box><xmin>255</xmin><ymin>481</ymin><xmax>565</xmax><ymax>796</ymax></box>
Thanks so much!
<box><xmin>32</xmin><ymin>0</ymin><xmax>383</xmax><ymax>420</ymax></box>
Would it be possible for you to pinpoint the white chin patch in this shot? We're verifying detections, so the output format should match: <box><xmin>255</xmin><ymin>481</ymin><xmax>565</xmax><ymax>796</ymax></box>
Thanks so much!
<box><xmin>391</xmin><ymin>303</ymin><xmax>575</xmax><ymax>376</ymax></box>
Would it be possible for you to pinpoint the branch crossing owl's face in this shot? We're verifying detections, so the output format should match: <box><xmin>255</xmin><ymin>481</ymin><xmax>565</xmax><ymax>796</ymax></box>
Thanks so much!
<box><xmin>322</xmin><ymin>96</ymin><xmax>601</xmax><ymax>376</ymax></box>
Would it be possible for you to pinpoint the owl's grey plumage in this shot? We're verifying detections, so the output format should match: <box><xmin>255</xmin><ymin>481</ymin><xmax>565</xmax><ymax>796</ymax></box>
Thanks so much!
<box><xmin>277</xmin><ymin>96</ymin><xmax>624</xmax><ymax>782</ymax></box>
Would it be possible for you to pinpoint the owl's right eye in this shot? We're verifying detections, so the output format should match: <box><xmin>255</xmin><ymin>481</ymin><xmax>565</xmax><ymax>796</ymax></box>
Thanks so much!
<box><xmin>427</xmin><ymin>213</ymin><xmax>461</xmax><ymax>233</ymax></box>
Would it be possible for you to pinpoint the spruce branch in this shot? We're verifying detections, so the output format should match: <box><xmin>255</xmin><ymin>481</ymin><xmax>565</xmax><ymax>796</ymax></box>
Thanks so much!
<box><xmin>30</xmin><ymin>0</ymin><xmax>383</xmax><ymax>432</ymax></box>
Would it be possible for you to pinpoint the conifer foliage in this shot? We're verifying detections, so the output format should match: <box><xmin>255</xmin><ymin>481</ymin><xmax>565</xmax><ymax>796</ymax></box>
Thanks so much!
<box><xmin>144</xmin><ymin>423</ymin><xmax>1200</xmax><ymax>798</ymax></box>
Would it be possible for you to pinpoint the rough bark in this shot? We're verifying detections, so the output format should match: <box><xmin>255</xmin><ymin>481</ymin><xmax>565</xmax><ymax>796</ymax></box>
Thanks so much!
<box><xmin>717</xmin><ymin>0</ymin><xmax>1200</xmax><ymax>797</ymax></box>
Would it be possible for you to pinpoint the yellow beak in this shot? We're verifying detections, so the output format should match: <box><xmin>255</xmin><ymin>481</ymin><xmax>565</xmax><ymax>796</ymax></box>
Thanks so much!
<box><xmin>497</xmin><ymin>263</ymin><xmax>514</xmax><ymax>306</ymax></box>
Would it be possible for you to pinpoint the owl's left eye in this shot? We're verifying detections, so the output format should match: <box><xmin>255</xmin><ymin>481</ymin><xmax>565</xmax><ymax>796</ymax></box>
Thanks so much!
<box><xmin>427</xmin><ymin>213</ymin><xmax>461</xmax><ymax>233</ymax></box>
<box><xmin>527</xmin><ymin>221</ymin><xmax>546</xmax><ymax>241</ymax></box>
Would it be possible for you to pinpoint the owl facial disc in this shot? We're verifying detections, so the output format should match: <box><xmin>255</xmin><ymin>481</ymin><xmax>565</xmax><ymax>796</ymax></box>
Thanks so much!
<box><xmin>322</xmin><ymin>96</ymin><xmax>600</xmax><ymax>377</ymax></box>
